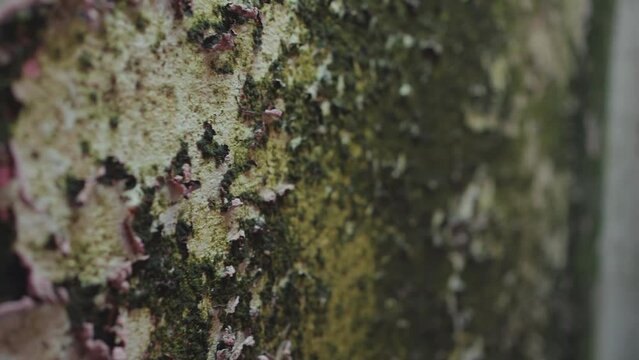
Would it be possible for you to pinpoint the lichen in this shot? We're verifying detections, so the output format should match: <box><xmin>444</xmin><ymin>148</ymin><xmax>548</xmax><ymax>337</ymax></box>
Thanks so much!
<box><xmin>0</xmin><ymin>0</ymin><xmax>591</xmax><ymax>359</ymax></box>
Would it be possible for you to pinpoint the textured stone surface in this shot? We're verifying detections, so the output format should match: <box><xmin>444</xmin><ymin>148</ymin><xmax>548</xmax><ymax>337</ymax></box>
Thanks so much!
<box><xmin>0</xmin><ymin>0</ymin><xmax>591</xmax><ymax>359</ymax></box>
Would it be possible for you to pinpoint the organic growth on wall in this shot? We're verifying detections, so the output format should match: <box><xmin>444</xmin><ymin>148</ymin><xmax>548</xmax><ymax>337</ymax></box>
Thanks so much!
<box><xmin>0</xmin><ymin>0</ymin><xmax>596</xmax><ymax>359</ymax></box>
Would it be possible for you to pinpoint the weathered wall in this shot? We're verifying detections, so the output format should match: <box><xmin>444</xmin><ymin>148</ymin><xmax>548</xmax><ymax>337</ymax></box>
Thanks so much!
<box><xmin>0</xmin><ymin>0</ymin><xmax>591</xmax><ymax>359</ymax></box>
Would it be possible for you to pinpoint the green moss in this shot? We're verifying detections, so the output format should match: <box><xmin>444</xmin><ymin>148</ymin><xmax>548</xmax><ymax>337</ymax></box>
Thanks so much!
<box><xmin>65</xmin><ymin>175</ymin><xmax>86</xmax><ymax>206</ymax></box>
<box><xmin>128</xmin><ymin>207</ymin><xmax>309</xmax><ymax>359</ymax></box>
<box><xmin>214</xmin><ymin>62</ymin><xmax>234</xmax><ymax>74</ymax></box>
<box><xmin>196</xmin><ymin>122</ymin><xmax>229</xmax><ymax>166</ymax></box>
<box><xmin>129</xmin><ymin>231</ymin><xmax>212</xmax><ymax>359</ymax></box>
<box><xmin>185</xmin><ymin>3</ymin><xmax>251</xmax><ymax>49</ymax></box>
<box><xmin>79</xmin><ymin>140</ymin><xmax>91</xmax><ymax>156</ymax></box>
<box><xmin>263</xmin><ymin>0</ymin><xmax>580</xmax><ymax>358</ymax></box>
<box><xmin>127</xmin><ymin>192</ymin><xmax>199</xmax><ymax>356</ymax></box>
<box><xmin>219</xmin><ymin>159</ymin><xmax>257</xmax><ymax>208</ymax></box>
<box><xmin>240</xmin><ymin>75</ymin><xmax>262</xmax><ymax>113</ymax></box>
<box><xmin>108</xmin><ymin>116</ymin><xmax>119</xmax><ymax>130</ymax></box>
<box><xmin>252</xmin><ymin>25</ymin><xmax>263</xmax><ymax>50</ymax></box>
<box><xmin>175</xmin><ymin>219</ymin><xmax>192</xmax><ymax>260</ymax></box>
<box><xmin>170</xmin><ymin>141</ymin><xmax>191</xmax><ymax>175</ymax></box>
<box><xmin>186</xmin><ymin>16</ymin><xmax>220</xmax><ymax>45</ymax></box>
<box><xmin>97</xmin><ymin>156</ymin><xmax>137</xmax><ymax>190</ymax></box>
<box><xmin>78</xmin><ymin>51</ymin><xmax>93</xmax><ymax>71</ymax></box>
<box><xmin>134</xmin><ymin>13</ymin><xmax>150</xmax><ymax>32</ymax></box>
<box><xmin>64</xmin><ymin>281</ymin><xmax>104</xmax><ymax>328</ymax></box>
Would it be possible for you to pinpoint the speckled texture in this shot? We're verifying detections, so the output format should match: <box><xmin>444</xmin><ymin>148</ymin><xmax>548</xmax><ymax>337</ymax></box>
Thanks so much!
<box><xmin>0</xmin><ymin>0</ymin><xmax>591</xmax><ymax>359</ymax></box>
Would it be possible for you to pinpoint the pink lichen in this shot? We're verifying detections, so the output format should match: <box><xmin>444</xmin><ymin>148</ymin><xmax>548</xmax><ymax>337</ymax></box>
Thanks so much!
<box><xmin>166</xmin><ymin>164</ymin><xmax>201</xmax><ymax>202</ymax></box>
<box><xmin>110</xmin><ymin>313</ymin><xmax>128</xmax><ymax>349</ymax></box>
<box><xmin>77</xmin><ymin>313</ymin><xmax>129</xmax><ymax>360</ymax></box>
<box><xmin>0</xmin><ymin>253</ymin><xmax>68</xmax><ymax>319</ymax></box>
<box><xmin>216</xmin><ymin>349</ymin><xmax>231</xmax><ymax>360</ymax></box>
<box><xmin>263</xmin><ymin>108</ymin><xmax>283</xmax><ymax>124</ymax></box>
<box><xmin>18</xmin><ymin>186</ymin><xmax>40</xmax><ymax>211</ymax></box>
<box><xmin>167</xmin><ymin>177</ymin><xmax>201</xmax><ymax>201</ymax></box>
<box><xmin>111</xmin><ymin>347</ymin><xmax>126</xmax><ymax>360</ymax></box>
<box><xmin>228</xmin><ymin>3</ymin><xmax>260</xmax><ymax>21</ymax></box>
<box><xmin>78</xmin><ymin>322</ymin><xmax>112</xmax><ymax>360</ymax></box>
<box><xmin>85</xmin><ymin>340</ymin><xmax>111</xmax><ymax>360</ymax></box>
<box><xmin>209</xmin><ymin>31</ymin><xmax>236</xmax><ymax>53</ymax></box>
<box><xmin>121</xmin><ymin>210</ymin><xmax>146</xmax><ymax>258</ymax></box>
<box><xmin>27</xmin><ymin>268</ymin><xmax>58</xmax><ymax>302</ymax></box>
<box><xmin>56</xmin><ymin>286</ymin><xmax>70</xmax><ymax>303</ymax></box>
<box><xmin>53</xmin><ymin>233</ymin><xmax>71</xmax><ymax>256</ymax></box>
<box><xmin>230</xmin><ymin>197</ymin><xmax>243</xmax><ymax>208</ymax></box>
<box><xmin>0</xmin><ymin>296</ymin><xmax>35</xmax><ymax>318</ymax></box>
<box><xmin>21</xmin><ymin>57</ymin><xmax>41</xmax><ymax>79</ymax></box>
<box><xmin>217</xmin><ymin>329</ymin><xmax>255</xmax><ymax>360</ymax></box>
<box><xmin>107</xmin><ymin>262</ymin><xmax>133</xmax><ymax>293</ymax></box>
<box><xmin>0</xmin><ymin>143</ymin><xmax>15</xmax><ymax>188</ymax></box>
<box><xmin>167</xmin><ymin>178</ymin><xmax>188</xmax><ymax>201</ymax></box>
<box><xmin>80</xmin><ymin>0</ymin><xmax>114</xmax><ymax>30</ymax></box>
<box><xmin>221</xmin><ymin>326</ymin><xmax>235</xmax><ymax>346</ymax></box>
<box><xmin>263</xmin><ymin>108</ymin><xmax>283</xmax><ymax>118</ymax></box>
<box><xmin>172</xmin><ymin>163</ymin><xmax>192</xmax><ymax>184</ymax></box>
<box><xmin>180</xmin><ymin>163</ymin><xmax>192</xmax><ymax>183</ymax></box>
<box><xmin>17</xmin><ymin>252</ymin><xmax>68</xmax><ymax>304</ymax></box>
<box><xmin>3</xmin><ymin>142</ymin><xmax>43</xmax><ymax>212</ymax></box>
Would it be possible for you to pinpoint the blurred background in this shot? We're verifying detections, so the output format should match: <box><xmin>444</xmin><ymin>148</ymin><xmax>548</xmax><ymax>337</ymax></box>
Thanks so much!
<box><xmin>596</xmin><ymin>0</ymin><xmax>639</xmax><ymax>359</ymax></box>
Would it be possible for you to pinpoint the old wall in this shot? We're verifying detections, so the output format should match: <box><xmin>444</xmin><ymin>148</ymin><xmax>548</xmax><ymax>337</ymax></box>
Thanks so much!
<box><xmin>0</xmin><ymin>0</ymin><xmax>591</xmax><ymax>359</ymax></box>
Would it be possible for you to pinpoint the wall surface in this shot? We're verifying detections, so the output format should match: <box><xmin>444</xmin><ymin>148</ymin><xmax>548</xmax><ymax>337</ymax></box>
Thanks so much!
<box><xmin>0</xmin><ymin>0</ymin><xmax>591</xmax><ymax>359</ymax></box>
